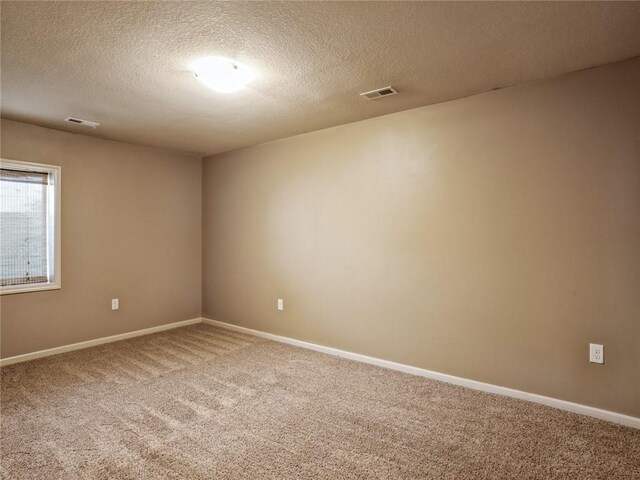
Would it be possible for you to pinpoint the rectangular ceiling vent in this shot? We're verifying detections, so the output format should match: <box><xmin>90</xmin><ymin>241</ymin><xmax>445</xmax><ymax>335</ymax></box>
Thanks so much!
<box><xmin>64</xmin><ymin>117</ymin><xmax>100</xmax><ymax>128</ymax></box>
<box><xmin>359</xmin><ymin>86</ymin><xmax>398</xmax><ymax>100</ymax></box>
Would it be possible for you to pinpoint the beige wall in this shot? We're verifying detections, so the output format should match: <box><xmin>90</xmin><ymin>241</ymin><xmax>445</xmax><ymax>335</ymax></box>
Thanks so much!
<box><xmin>0</xmin><ymin>120</ymin><xmax>202</xmax><ymax>358</ymax></box>
<box><xmin>202</xmin><ymin>58</ymin><xmax>640</xmax><ymax>417</ymax></box>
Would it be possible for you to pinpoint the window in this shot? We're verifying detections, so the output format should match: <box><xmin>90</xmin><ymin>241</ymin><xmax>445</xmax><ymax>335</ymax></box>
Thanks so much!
<box><xmin>0</xmin><ymin>159</ymin><xmax>61</xmax><ymax>294</ymax></box>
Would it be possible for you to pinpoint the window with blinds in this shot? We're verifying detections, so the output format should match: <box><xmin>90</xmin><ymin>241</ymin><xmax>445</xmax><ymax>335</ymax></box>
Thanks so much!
<box><xmin>0</xmin><ymin>160</ymin><xmax>60</xmax><ymax>293</ymax></box>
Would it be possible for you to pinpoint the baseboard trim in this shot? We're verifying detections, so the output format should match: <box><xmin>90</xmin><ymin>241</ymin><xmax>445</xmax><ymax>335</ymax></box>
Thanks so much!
<box><xmin>0</xmin><ymin>317</ymin><xmax>203</xmax><ymax>367</ymax></box>
<box><xmin>201</xmin><ymin>317</ymin><xmax>640</xmax><ymax>429</ymax></box>
<box><xmin>3</xmin><ymin>316</ymin><xmax>636</xmax><ymax>429</ymax></box>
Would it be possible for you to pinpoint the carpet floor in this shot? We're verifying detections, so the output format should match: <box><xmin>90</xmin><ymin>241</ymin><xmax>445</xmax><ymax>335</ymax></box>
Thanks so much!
<box><xmin>1</xmin><ymin>323</ymin><xmax>638</xmax><ymax>479</ymax></box>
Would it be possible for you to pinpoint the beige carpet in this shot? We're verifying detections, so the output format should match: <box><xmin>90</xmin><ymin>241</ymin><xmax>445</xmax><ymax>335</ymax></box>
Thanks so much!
<box><xmin>1</xmin><ymin>324</ymin><xmax>638</xmax><ymax>479</ymax></box>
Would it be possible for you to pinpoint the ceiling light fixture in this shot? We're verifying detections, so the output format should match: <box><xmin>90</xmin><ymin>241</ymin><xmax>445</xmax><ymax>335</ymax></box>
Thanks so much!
<box><xmin>191</xmin><ymin>56</ymin><xmax>254</xmax><ymax>93</ymax></box>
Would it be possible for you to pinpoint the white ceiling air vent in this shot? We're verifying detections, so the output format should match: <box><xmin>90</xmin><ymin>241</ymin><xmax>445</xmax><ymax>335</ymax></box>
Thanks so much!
<box><xmin>64</xmin><ymin>117</ymin><xmax>100</xmax><ymax>128</ymax></box>
<box><xmin>359</xmin><ymin>86</ymin><xmax>398</xmax><ymax>100</ymax></box>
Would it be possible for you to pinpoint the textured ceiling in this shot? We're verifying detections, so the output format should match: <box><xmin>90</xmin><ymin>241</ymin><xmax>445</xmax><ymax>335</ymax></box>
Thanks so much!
<box><xmin>2</xmin><ymin>1</ymin><xmax>640</xmax><ymax>156</ymax></box>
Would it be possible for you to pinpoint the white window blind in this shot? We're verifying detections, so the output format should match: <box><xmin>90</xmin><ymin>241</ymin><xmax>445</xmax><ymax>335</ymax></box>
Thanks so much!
<box><xmin>0</xmin><ymin>161</ymin><xmax>60</xmax><ymax>292</ymax></box>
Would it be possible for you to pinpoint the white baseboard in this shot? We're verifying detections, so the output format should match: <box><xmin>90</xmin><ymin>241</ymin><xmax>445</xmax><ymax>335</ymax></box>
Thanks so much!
<box><xmin>0</xmin><ymin>317</ymin><xmax>203</xmax><ymax>367</ymax></box>
<box><xmin>201</xmin><ymin>317</ymin><xmax>640</xmax><ymax>429</ymax></box>
<box><xmin>3</xmin><ymin>315</ymin><xmax>636</xmax><ymax>429</ymax></box>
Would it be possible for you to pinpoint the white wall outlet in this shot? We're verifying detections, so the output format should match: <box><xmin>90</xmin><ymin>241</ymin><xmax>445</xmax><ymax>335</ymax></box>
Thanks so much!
<box><xmin>277</xmin><ymin>298</ymin><xmax>284</xmax><ymax>311</ymax></box>
<box><xmin>111</xmin><ymin>298</ymin><xmax>119</xmax><ymax>310</ymax></box>
<box><xmin>589</xmin><ymin>343</ymin><xmax>604</xmax><ymax>364</ymax></box>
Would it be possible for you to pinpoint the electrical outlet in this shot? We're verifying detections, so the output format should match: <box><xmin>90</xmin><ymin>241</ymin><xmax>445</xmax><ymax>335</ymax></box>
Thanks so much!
<box><xmin>589</xmin><ymin>343</ymin><xmax>604</xmax><ymax>364</ymax></box>
<box><xmin>277</xmin><ymin>298</ymin><xmax>284</xmax><ymax>311</ymax></box>
<box><xmin>111</xmin><ymin>298</ymin><xmax>119</xmax><ymax>310</ymax></box>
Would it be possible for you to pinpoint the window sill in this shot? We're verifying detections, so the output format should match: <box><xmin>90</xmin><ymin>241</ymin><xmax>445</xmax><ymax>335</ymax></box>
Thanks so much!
<box><xmin>0</xmin><ymin>284</ymin><xmax>61</xmax><ymax>295</ymax></box>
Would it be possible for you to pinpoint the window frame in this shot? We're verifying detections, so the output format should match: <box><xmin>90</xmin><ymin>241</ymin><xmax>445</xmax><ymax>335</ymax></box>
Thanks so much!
<box><xmin>0</xmin><ymin>158</ymin><xmax>61</xmax><ymax>295</ymax></box>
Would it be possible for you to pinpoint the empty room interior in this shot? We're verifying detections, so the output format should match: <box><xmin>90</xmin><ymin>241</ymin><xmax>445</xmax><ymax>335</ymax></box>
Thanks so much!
<box><xmin>1</xmin><ymin>1</ymin><xmax>639</xmax><ymax>478</ymax></box>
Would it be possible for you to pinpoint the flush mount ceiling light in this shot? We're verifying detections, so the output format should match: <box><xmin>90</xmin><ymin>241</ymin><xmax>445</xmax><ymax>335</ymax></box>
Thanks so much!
<box><xmin>191</xmin><ymin>56</ymin><xmax>254</xmax><ymax>93</ymax></box>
